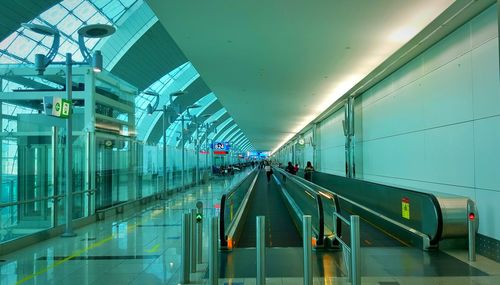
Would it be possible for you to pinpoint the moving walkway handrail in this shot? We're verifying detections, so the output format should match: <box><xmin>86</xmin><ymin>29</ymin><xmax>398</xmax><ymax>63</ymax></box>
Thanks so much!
<box><xmin>219</xmin><ymin>168</ymin><xmax>258</xmax><ymax>248</ymax></box>
<box><xmin>273</xmin><ymin>167</ymin><xmax>338</xmax><ymax>246</ymax></box>
<box><xmin>281</xmin><ymin>168</ymin><xmax>433</xmax><ymax>249</ymax></box>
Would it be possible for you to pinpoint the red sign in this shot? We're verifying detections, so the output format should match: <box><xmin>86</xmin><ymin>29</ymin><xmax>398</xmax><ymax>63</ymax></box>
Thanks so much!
<box><xmin>200</xmin><ymin>150</ymin><xmax>209</xmax><ymax>154</ymax></box>
<box><xmin>214</xmin><ymin>150</ymin><xmax>228</xmax><ymax>155</ymax></box>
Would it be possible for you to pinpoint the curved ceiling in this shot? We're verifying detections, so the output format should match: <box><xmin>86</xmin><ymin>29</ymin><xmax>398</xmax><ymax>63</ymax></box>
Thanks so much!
<box><xmin>146</xmin><ymin>0</ymin><xmax>457</xmax><ymax>151</ymax></box>
<box><xmin>0</xmin><ymin>1</ymin><xmax>60</xmax><ymax>41</ymax></box>
<box><xmin>111</xmin><ymin>21</ymin><xmax>187</xmax><ymax>90</ymax></box>
<box><xmin>0</xmin><ymin>0</ymin><xmax>254</xmax><ymax>151</ymax></box>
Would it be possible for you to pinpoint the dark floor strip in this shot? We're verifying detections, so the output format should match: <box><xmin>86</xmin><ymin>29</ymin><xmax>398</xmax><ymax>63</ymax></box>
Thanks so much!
<box><xmin>379</xmin><ymin>282</ymin><xmax>400</xmax><ymax>285</ymax></box>
<box><xmin>137</xmin><ymin>224</ymin><xmax>181</xmax><ymax>227</ymax></box>
<box><xmin>37</xmin><ymin>255</ymin><xmax>161</xmax><ymax>261</ymax></box>
<box><xmin>80</xmin><ymin>238</ymin><xmax>96</xmax><ymax>241</ymax></box>
<box><xmin>237</xmin><ymin>170</ymin><xmax>302</xmax><ymax>247</ymax></box>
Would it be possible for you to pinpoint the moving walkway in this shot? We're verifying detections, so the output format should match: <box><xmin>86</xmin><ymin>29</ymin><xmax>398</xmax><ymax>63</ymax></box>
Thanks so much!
<box><xmin>215</xmin><ymin>165</ymin><xmax>482</xmax><ymax>278</ymax></box>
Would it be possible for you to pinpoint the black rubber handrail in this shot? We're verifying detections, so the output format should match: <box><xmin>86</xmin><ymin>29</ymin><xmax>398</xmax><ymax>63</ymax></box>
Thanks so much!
<box><xmin>219</xmin><ymin>168</ymin><xmax>257</xmax><ymax>247</ymax></box>
<box><xmin>315</xmin><ymin>193</ymin><xmax>324</xmax><ymax>246</ymax></box>
<box><xmin>220</xmin><ymin>194</ymin><xmax>228</xmax><ymax>247</ymax></box>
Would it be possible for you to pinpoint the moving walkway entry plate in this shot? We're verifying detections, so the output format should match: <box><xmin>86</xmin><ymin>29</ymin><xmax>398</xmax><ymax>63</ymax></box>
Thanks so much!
<box><xmin>402</xmin><ymin>197</ymin><xmax>410</xmax><ymax>220</ymax></box>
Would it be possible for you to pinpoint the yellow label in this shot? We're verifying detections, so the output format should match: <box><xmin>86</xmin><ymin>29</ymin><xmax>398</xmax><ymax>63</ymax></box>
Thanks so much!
<box><xmin>402</xmin><ymin>202</ymin><xmax>410</xmax><ymax>220</ymax></box>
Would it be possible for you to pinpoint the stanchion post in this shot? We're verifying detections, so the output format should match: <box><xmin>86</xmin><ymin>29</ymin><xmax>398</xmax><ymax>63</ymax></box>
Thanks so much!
<box><xmin>181</xmin><ymin>213</ymin><xmax>191</xmax><ymax>284</ymax></box>
<box><xmin>191</xmin><ymin>209</ymin><xmax>197</xmax><ymax>272</ymax></box>
<box><xmin>257</xmin><ymin>216</ymin><xmax>266</xmax><ymax>285</ymax></box>
<box><xmin>196</xmin><ymin>202</ymin><xmax>203</xmax><ymax>264</ymax></box>
<box><xmin>467</xmin><ymin>201</ymin><xmax>476</xmax><ymax>262</ymax></box>
<box><xmin>303</xmin><ymin>215</ymin><xmax>312</xmax><ymax>285</ymax></box>
<box><xmin>350</xmin><ymin>215</ymin><xmax>361</xmax><ymax>285</ymax></box>
<box><xmin>209</xmin><ymin>216</ymin><xmax>218</xmax><ymax>285</ymax></box>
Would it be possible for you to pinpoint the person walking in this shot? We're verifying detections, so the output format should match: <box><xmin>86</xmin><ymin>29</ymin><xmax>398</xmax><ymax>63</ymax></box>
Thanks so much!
<box><xmin>286</xmin><ymin>161</ymin><xmax>295</xmax><ymax>174</ymax></box>
<box><xmin>293</xmin><ymin>163</ymin><xmax>299</xmax><ymax>175</ymax></box>
<box><xmin>304</xmin><ymin>161</ymin><xmax>314</xmax><ymax>181</ymax></box>
<box><xmin>264</xmin><ymin>161</ymin><xmax>273</xmax><ymax>183</ymax></box>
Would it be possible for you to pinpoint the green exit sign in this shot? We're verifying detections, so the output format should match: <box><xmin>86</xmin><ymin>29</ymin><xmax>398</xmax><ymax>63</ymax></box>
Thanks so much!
<box><xmin>44</xmin><ymin>96</ymin><xmax>72</xmax><ymax>118</ymax></box>
<box><xmin>60</xmin><ymin>99</ymin><xmax>71</xmax><ymax>118</ymax></box>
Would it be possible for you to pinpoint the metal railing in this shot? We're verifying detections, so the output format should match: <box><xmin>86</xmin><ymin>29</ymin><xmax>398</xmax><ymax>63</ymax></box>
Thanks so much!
<box><xmin>332</xmin><ymin>213</ymin><xmax>361</xmax><ymax>285</ymax></box>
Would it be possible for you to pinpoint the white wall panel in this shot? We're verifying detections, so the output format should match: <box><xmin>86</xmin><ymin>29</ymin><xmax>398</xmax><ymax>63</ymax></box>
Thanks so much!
<box><xmin>391</xmin><ymin>56</ymin><xmax>425</xmax><ymax>91</ymax></box>
<box><xmin>319</xmin><ymin>110</ymin><xmax>344</xmax><ymax>149</ymax></box>
<box><xmin>423</xmin><ymin>122</ymin><xmax>475</xmax><ymax>187</ymax></box>
<box><xmin>318</xmin><ymin>110</ymin><xmax>345</xmax><ymax>175</ymax></box>
<box><xmin>470</xmin><ymin>5</ymin><xmax>499</xmax><ymax>48</ymax></box>
<box><xmin>422</xmin><ymin>24</ymin><xmax>470</xmax><ymax>74</ymax></box>
<box><xmin>474</xmin><ymin>116</ymin><xmax>500</xmax><ymax>191</ymax></box>
<box><xmin>421</xmin><ymin>55</ymin><xmax>473</xmax><ymax>128</ymax></box>
<box><xmin>362</xmin><ymin>131</ymin><xmax>426</xmax><ymax>180</ymax></box>
<box><xmin>362</xmin><ymin>174</ymin><xmax>476</xmax><ymax>198</ymax></box>
<box><xmin>320</xmin><ymin>145</ymin><xmax>345</xmax><ymax>176</ymax></box>
<box><xmin>472</xmin><ymin>39</ymin><xmax>500</xmax><ymax>119</ymax></box>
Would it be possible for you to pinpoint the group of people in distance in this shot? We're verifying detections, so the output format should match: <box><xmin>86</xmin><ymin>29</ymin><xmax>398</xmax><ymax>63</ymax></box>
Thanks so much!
<box><xmin>285</xmin><ymin>161</ymin><xmax>314</xmax><ymax>181</ymax></box>
<box><xmin>260</xmin><ymin>160</ymin><xmax>315</xmax><ymax>182</ymax></box>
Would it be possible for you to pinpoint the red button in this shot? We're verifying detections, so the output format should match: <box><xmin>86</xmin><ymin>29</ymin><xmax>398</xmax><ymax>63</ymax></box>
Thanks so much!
<box><xmin>469</xmin><ymin>213</ymin><xmax>475</xmax><ymax>221</ymax></box>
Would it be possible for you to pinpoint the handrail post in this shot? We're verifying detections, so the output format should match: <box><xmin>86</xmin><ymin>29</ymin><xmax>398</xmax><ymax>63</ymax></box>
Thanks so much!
<box><xmin>191</xmin><ymin>208</ymin><xmax>197</xmax><ymax>272</ymax></box>
<box><xmin>181</xmin><ymin>213</ymin><xmax>191</xmax><ymax>284</ymax></box>
<box><xmin>197</xmin><ymin>202</ymin><xmax>203</xmax><ymax>264</ymax></box>
<box><xmin>209</xmin><ymin>216</ymin><xmax>219</xmax><ymax>285</ymax></box>
<box><xmin>303</xmin><ymin>215</ymin><xmax>312</xmax><ymax>285</ymax></box>
<box><xmin>257</xmin><ymin>216</ymin><xmax>266</xmax><ymax>285</ymax></box>
<box><xmin>467</xmin><ymin>200</ymin><xmax>476</xmax><ymax>262</ymax></box>
<box><xmin>350</xmin><ymin>215</ymin><xmax>361</xmax><ymax>285</ymax></box>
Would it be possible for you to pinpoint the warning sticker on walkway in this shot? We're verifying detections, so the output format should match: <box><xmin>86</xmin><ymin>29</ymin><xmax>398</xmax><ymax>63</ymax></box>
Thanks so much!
<box><xmin>402</xmin><ymin>197</ymin><xmax>410</xmax><ymax>220</ymax></box>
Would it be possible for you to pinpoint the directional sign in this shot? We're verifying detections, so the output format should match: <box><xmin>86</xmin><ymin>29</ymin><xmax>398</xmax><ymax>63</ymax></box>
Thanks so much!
<box><xmin>195</xmin><ymin>213</ymin><xmax>203</xmax><ymax>223</ymax></box>
<box><xmin>61</xmin><ymin>99</ymin><xmax>71</xmax><ymax>118</ymax></box>
<box><xmin>52</xmin><ymin>97</ymin><xmax>62</xmax><ymax>117</ymax></box>
<box><xmin>44</xmin><ymin>96</ymin><xmax>71</xmax><ymax>118</ymax></box>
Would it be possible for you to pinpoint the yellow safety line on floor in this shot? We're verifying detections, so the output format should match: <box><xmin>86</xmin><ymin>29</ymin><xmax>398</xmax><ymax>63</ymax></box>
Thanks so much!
<box><xmin>15</xmin><ymin>206</ymin><xmax>165</xmax><ymax>285</ymax></box>
<box><xmin>146</xmin><ymin>243</ymin><xmax>161</xmax><ymax>253</ymax></box>
<box><xmin>15</xmin><ymin>235</ymin><xmax>114</xmax><ymax>285</ymax></box>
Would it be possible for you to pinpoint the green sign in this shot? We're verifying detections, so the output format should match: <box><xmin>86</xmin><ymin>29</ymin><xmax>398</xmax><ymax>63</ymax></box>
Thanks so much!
<box><xmin>48</xmin><ymin>96</ymin><xmax>71</xmax><ymax>118</ymax></box>
<box><xmin>195</xmin><ymin>213</ymin><xmax>203</xmax><ymax>223</ymax></box>
<box><xmin>60</xmin><ymin>99</ymin><xmax>71</xmax><ymax>118</ymax></box>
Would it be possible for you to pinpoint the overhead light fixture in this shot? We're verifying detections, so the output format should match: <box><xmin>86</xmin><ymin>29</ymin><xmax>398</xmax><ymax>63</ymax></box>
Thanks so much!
<box><xmin>77</xmin><ymin>24</ymin><xmax>115</xmax><ymax>72</ymax></box>
<box><xmin>147</xmin><ymin>104</ymin><xmax>154</xmax><ymax>115</ymax></box>
<box><xmin>171</xmin><ymin>90</ymin><xmax>186</xmax><ymax>97</ymax></box>
<box><xmin>143</xmin><ymin>90</ymin><xmax>160</xmax><ymax>114</ymax></box>
<box><xmin>169</xmin><ymin>90</ymin><xmax>186</xmax><ymax>102</ymax></box>
<box><xmin>21</xmin><ymin>23</ymin><xmax>60</xmax><ymax>75</ymax></box>
<box><xmin>92</xmin><ymin>50</ymin><xmax>103</xmax><ymax>72</ymax></box>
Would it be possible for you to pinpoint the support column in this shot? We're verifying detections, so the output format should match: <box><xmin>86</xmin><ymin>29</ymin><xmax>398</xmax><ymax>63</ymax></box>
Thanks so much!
<box><xmin>343</xmin><ymin>97</ymin><xmax>355</xmax><ymax>178</ymax></box>
<box><xmin>181</xmin><ymin>115</ymin><xmax>185</xmax><ymax>190</ymax></box>
<box><xmin>163</xmin><ymin>105</ymin><xmax>167</xmax><ymax>193</ymax></box>
<box><xmin>62</xmin><ymin>53</ymin><xmax>76</xmax><ymax>237</ymax></box>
